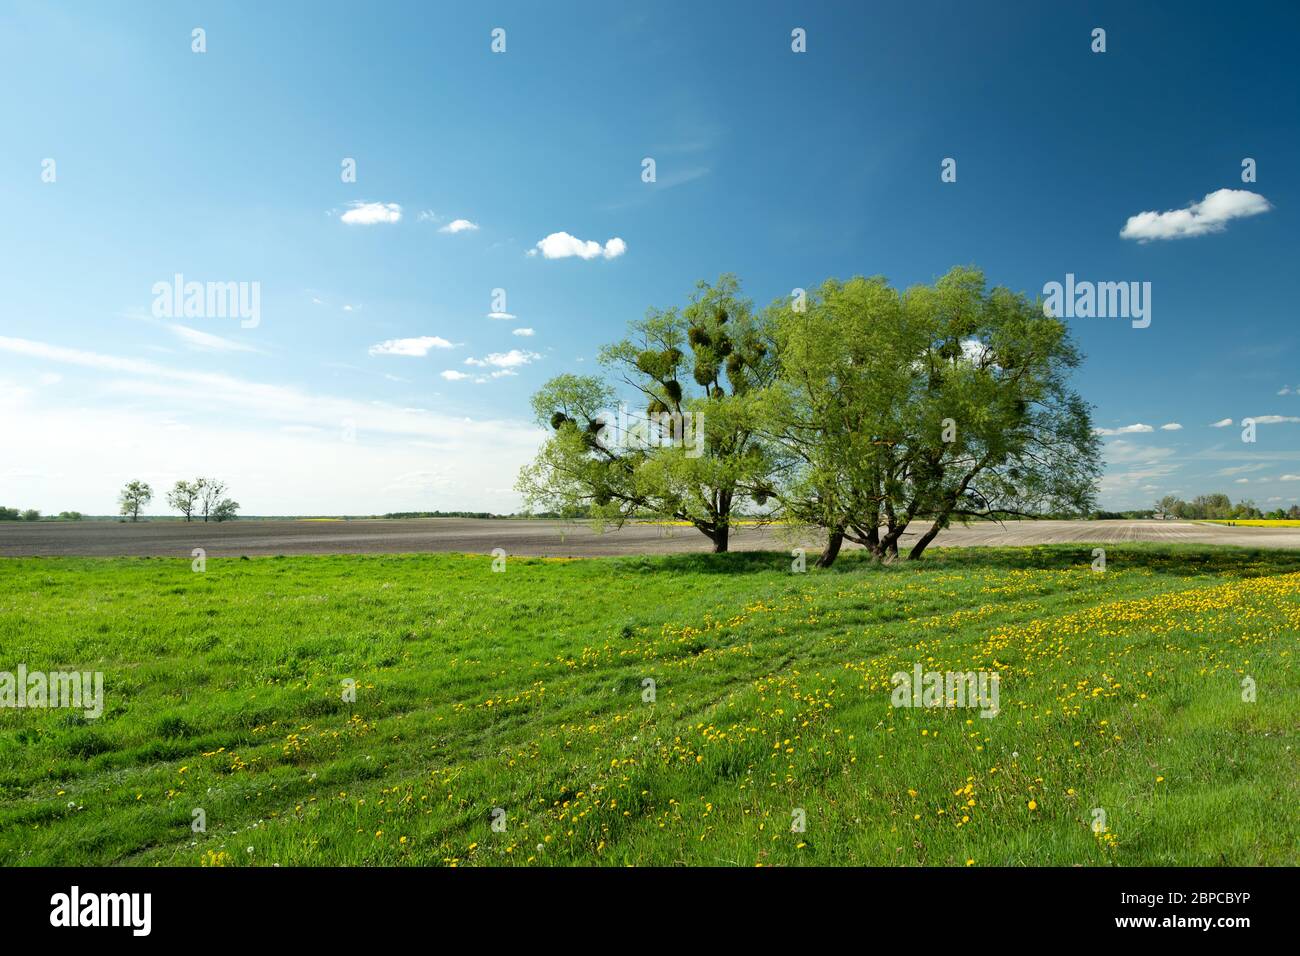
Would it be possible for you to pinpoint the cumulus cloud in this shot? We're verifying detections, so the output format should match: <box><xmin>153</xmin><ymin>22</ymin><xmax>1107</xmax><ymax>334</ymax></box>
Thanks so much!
<box><xmin>439</xmin><ymin>218</ymin><xmax>479</xmax><ymax>234</ymax></box>
<box><xmin>512</xmin><ymin>328</ymin><xmax>534</xmax><ymax>336</ymax></box>
<box><xmin>368</xmin><ymin>336</ymin><xmax>454</xmax><ymax>357</ymax></box>
<box><xmin>464</xmin><ymin>349</ymin><xmax>541</xmax><ymax>369</ymax></box>
<box><xmin>527</xmin><ymin>232</ymin><xmax>626</xmax><ymax>260</ymax></box>
<box><xmin>1120</xmin><ymin>188</ymin><xmax>1271</xmax><ymax>242</ymax></box>
<box><xmin>1159</xmin><ymin>422</ymin><xmax>1182</xmax><ymax>431</ymax></box>
<box><xmin>340</xmin><ymin>201</ymin><xmax>403</xmax><ymax>225</ymax></box>
<box><xmin>1210</xmin><ymin>418</ymin><xmax>1234</xmax><ymax>428</ymax></box>
<box><xmin>1094</xmin><ymin>423</ymin><xmax>1154</xmax><ymax>436</ymax></box>
<box><xmin>440</xmin><ymin>369</ymin><xmax>470</xmax><ymax>381</ymax></box>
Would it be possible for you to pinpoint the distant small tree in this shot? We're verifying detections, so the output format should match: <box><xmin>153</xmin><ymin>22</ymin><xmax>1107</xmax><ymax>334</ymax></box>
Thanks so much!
<box><xmin>20</xmin><ymin>509</ymin><xmax>40</xmax><ymax>521</ymax></box>
<box><xmin>195</xmin><ymin>478</ymin><xmax>229</xmax><ymax>523</ymax></box>
<box><xmin>57</xmin><ymin>511</ymin><xmax>83</xmax><ymax>520</ymax></box>
<box><xmin>118</xmin><ymin>480</ymin><xmax>153</xmax><ymax>522</ymax></box>
<box><xmin>211</xmin><ymin>498</ymin><xmax>240</xmax><ymax>522</ymax></box>
<box><xmin>167</xmin><ymin>480</ymin><xmax>200</xmax><ymax>521</ymax></box>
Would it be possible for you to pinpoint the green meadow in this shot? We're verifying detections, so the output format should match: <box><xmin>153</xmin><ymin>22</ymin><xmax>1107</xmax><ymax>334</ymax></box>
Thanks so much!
<box><xmin>1</xmin><ymin>544</ymin><xmax>1297</xmax><ymax>866</ymax></box>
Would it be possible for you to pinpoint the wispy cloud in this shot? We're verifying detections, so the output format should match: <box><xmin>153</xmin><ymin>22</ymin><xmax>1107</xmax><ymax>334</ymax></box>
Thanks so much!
<box><xmin>168</xmin><ymin>324</ymin><xmax>261</xmax><ymax>353</ymax></box>
<box><xmin>512</xmin><ymin>328</ymin><xmax>535</xmax><ymax>337</ymax></box>
<box><xmin>1094</xmin><ymin>423</ymin><xmax>1154</xmax><ymax>436</ymax></box>
<box><xmin>1210</xmin><ymin>418</ymin><xmax>1234</xmax><ymax>428</ymax></box>
<box><xmin>1120</xmin><ymin>188</ymin><xmax>1270</xmax><ymax>242</ymax></box>
<box><xmin>367</xmin><ymin>336</ymin><xmax>454</xmax><ymax>357</ymax></box>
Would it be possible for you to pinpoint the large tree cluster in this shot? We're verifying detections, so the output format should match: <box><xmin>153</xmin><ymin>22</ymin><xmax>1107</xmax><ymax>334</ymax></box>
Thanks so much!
<box><xmin>518</xmin><ymin>267</ymin><xmax>1101</xmax><ymax>565</ymax></box>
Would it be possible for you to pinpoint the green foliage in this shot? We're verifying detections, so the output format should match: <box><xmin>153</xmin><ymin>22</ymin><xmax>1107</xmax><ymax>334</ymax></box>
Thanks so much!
<box><xmin>1157</xmin><ymin>493</ymin><xmax>1267</xmax><ymax>521</ymax></box>
<box><xmin>521</xmin><ymin>267</ymin><xmax>1103</xmax><ymax>561</ymax></box>
<box><xmin>520</xmin><ymin>277</ymin><xmax>779</xmax><ymax>551</ymax></box>
<box><xmin>117</xmin><ymin>480</ymin><xmax>153</xmax><ymax>522</ymax></box>
<box><xmin>762</xmin><ymin>267</ymin><xmax>1102</xmax><ymax>563</ymax></box>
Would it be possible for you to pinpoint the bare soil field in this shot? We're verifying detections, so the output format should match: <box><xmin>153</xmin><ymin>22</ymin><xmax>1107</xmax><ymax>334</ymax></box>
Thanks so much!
<box><xmin>3</xmin><ymin>517</ymin><xmax>1300</xmax><ymax>558</ymax></box>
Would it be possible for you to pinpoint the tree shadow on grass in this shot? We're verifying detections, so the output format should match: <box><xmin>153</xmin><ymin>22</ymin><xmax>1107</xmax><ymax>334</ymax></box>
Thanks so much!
<box><xmin>612</xmin><ymin>543</ymin><xmax>1300</xmax><ymax>579</ymax></box>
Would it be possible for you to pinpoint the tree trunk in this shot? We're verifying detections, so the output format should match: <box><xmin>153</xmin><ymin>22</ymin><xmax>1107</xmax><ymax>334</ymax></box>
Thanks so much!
<box><xmin>815</xmin><ymin>529</ymin><xmax>844</xmax><ymax>568</ymax></box>
<box><xmin>907</xmin><ymin>520</ymin><xmax>943</xmax><ymax>560</ymax></box>
<box><xmin>710</xmin><ymin>523</ymin><xmax>729</xmax><ymax>553</ymax></box>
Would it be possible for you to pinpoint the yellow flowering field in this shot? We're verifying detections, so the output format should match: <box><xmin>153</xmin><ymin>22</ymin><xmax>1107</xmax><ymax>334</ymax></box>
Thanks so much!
<box><xmin>1</xmin><ymin>544</ymin><xmax>1296</xmax><ymax>866</ymax></box>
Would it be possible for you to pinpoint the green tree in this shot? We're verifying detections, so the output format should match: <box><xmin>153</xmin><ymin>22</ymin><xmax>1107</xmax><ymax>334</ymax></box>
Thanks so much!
<box><xmin>518</xmin><ymin>276</ymin><xmax>779</xmax><ymax>552</ymax></box>
<box><xmin>765</xmin><ymin>267</ymin><xmax>1101</xmax><ymax>565</ymax></box>
<box><xmin>211</xmin><ymin>498</ymin><xmax>241</xmax><ymax>522</ymax></box>
<box><xmin>118</xmin><ymin>480</ymin><xmax>153</xmax><ymax>522</ymax></box>
<box><xmin>195</xmin><ymin>478</ymin><xmax>230</xmax><ymax>523</ymax></box>
<box><xmin>167</xmin><ymin>479</ymin><xmax>200</xmax><ymax>521</ymax></box>
<box><xmin>20</xmin><ymin>509</ymin><xmax>40</xmax><ymax>521</ymax></box>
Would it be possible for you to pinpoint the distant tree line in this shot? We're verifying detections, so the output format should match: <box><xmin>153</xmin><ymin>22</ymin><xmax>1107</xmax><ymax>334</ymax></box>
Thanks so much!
<box><xmin>0</xmin><ymin>508</ymin><xmax>83</xmax><ymax>521</ymax></box>
<box><xmin>382</xmin><ymin>511</ymin><xmax>501</xmax><ymax>520</ymax></box>
<box><xmin>1155</xmin><ymin>493</ymin><xmax>1299</xmax><ymax>521</ymax></box>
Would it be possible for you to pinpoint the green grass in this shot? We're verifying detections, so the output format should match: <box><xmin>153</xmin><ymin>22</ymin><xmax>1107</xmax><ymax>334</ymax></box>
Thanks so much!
<box><xmin>1</xmin><ymin>544</ymin><xmax>1297</xmax><ymax>867</ymax></box>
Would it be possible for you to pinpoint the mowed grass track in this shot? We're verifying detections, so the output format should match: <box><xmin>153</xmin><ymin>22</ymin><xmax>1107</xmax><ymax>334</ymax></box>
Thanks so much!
<box><xmin>1</xmin><ymin>545</ymin><xmax>1297</xmax><ymax>867</ymax></box>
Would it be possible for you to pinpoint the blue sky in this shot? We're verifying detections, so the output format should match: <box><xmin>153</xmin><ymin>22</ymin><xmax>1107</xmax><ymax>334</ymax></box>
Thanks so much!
<box><xmin>2</xmin><ymin>0</ymin><xmax>1298</xmax><ymax>515</ymax></box>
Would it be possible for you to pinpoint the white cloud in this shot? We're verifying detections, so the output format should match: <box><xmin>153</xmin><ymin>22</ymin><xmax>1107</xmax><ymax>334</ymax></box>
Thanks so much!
<box><xmin>528</xmin><ymin>232</ymin><xmax>626</xmax><ymax>260</ymax></box>
<box><xmin>1094</xmin><ymin>423</ymin><xmax>1154</xmax><ymax>436</ymax></box>
<box><xmin>439</xmin><ymin>219</ymin><xmax>479</xmax><ymax>234</ymax></box>
<box><xmin>486</xmin><ymin>312</ymin><xmax>517</xmax><ymax>320</ymax></box>
<box><xmin>1210</xmin><ymin>418</ymin><xmax>1234</xmax><ymax>428</ymax></box>
<box><xmin>1216</xmin><ymin>463</ymin><xmax>1268</xmax><ymax>477</ymax></box>
<box><xmin>1235</xmin><ymin>478</ymin><xmax>1250</xmax><ymax>484</ymax></box>
<box><xmin>368</xmin><ymin>336</ymin><xmax>454</xmax><ymax>357</ymax></box>
<box><xmin>1120</xmin><ymin>188</ymin><xmax>1271</xmax><ymax>242</ymax></box>
<box><xmin>465</xmin><ymin>349</ymin><xmax>541</xmax><ymax>369</ymax></box>
<box><xmin>512</xmin><ymin>328</ymin><xmax>535</xmax><ymax>337</ymax></box>
<box><xmin>169</xmin><ymin>324</ymin><xmax>260</xmax><ymax>353</ymax></box>
<box><xmin>341</xmin><ymin>201</ymin><xmax>402</xmax><ymax>225</ymax></box>
<box><xmin>440</xmin><ymin>370</ymin><xmax>470</xmax><ymax>381</ymax></box>
<box><xmin>1279</xmin><ymin>387</ymin><xmax>1292</xmax><ymax>396</ymax></box>
<box><xmin>0</xmin><ymin>336</ymin><xmax>545</xmax><ymax>514</ymax></box>
<box><xmin>1248</xmin><ymin>415</ymin><xmax>1300</xmax><ymax>425</ymax></box>
<box><xmin>1159</xmin><ymin>422</ymin><xmax>1182</xmax><ymax>431</ymax></box>
<box><xmin>1280</xmin><ymin>474</ymin><xmax>1300</xmax><ymax>481</ymax></box>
